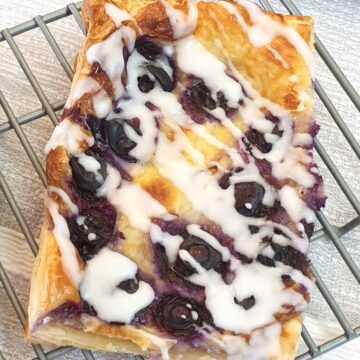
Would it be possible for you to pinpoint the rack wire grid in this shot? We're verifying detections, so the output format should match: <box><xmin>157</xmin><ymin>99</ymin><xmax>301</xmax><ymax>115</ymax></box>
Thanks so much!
<box><xmin>0</xmin><ymin>0</ymin><xmax>359</xmax><ymax>359</ymax></box>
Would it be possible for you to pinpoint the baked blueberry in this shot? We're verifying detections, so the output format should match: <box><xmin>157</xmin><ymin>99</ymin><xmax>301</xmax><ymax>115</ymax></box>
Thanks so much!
<box><xmin>135</xmin><ymin>35</ymin><xmax>162</xmax><ymax>61</ymax></box>
<box><xmin>216</xmin><ymin>91</ymin><xmax>230</xmax><ymax>113</ymax></box>
<box><xmin>156</xmin><ymin>296</ymin><xmax>210</xmax><ymax>337</ymax></box>
<box><xmin>218</xmin><ymin>172</ymin><xmax>231</xmax><ymax>189</ymax></box>
<box><xmin>137</xmin><ymin>74</ymin><xmax>155</xmax><ymax>93</ymax></box>
<box><xmin>174</xmin><ymin>235</ymin><xmax>224</xmax><ymax>276</ymax></box>
<box><xmin>271</xmin><ymin>243</ymin><xmax>309</xmax><ymax>274</ymax></box>
<box><xmin>234</xmin><ymin>295</ymin><xmax>255</xmax><ymax>310</ymax></box>
<box><xmin>234</xmin><ymin>182</ymin><xmax>265</xmax><ymax>217</ymax></box>
<box><xmin>189</xmin><ymin>79</ymin><xmax>216</xmax><ymax>111</ymax></box>
<box><xmin>249</xmin><ymin>225</ymin><xmax>260</xmax><ymax>234</ymax></box>
<box><xmin>257</xmin><ymin>254</ymin><xmax>276</xmax><ymax>267</ymax></box>
<box><xmin>145</xmin><ymin>64</ymin><xmax>173</xmax><ymax>92</ymax></box>
<box><xmin>103</xmin><ymin>120</ymin><xmax>137</xmax><ymax>162</ymax></box>
<box><xmin>70</xmin><ymin>154</ymin><xmax>106</xmax><ymax>192</ymax></box>
<box><xmin>245</xmin><ymin>128</ymin><xmax>272</xmax><ymax>153</ymax></box>
<box><xmin>117</xmin><ymin>279</ymin><xmax>139</xmax><ymax>294</ymax></box>
<box><xmin>69</xmin><ymin>212</ymin><xmax>116</xmax><ymax>261</ymax></box>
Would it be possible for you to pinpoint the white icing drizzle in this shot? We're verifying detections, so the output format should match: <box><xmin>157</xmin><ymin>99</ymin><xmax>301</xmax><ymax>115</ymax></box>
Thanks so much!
<box><xmin>99</xmin><ymin>165</ymin><xmax>174</xmax><ymax>232</ymax></box>
<box><xmin>224</xmin><ymin>322</ymin><xmax>282</xmax><ymax>360</ymax></box>
<box><xmin>223</xmin><ymin>0</ymin><xmax>314</xmax><ymax>76</ymax></box>
<box><xmin>77</xmin><ymin>153</ymin><xmax>104</xmax><ymax>184</ymax></box>
<box><xmin>278</xmin><ymin>185</ymin><xmax>315</xmax><ymax>223</ymax></box>
<box><xmin>176</xmin><ymin>36</ymin><xmax>244</xmax><ymax>108</ymax></box>
<box><xmin>66</xmin><ymin>76</ymin><xmax>112</xmax><ymax>118</ymax></box>
<box><xmin>150</xmin><ymin>224</ymin><xmax>184</xmax><ymax>264</ymax></box>
<box><xmin>134</xmin><ymin>329</ymin><xmax>176</xmax><ymax>360</ymax></box>
<box><xmin>93</xmin><ymin>89</ymin><xmax>112</xmax><ymax>119</ymax></box>
<box><xmin>289</xmin><ymin>74</ymin><xmax>299</xmax><ymax>83</ymax></box>
<box><xmin>80</xmin><ymin>247</ymin><xmax>155</xmax><ymax>323</ymax></box>
<box><xmin>186</xmin><ymin>224</ymin><xmax>231</xmax><ymax>262</ymax></box>
<box><xmin>179</xmin><ymin>250</ymin><xmax>306</xmax><ymax>333</ymax></box>
<box><xmin>86</xmin><ymin>26</ymin><xmax>136</xmax><ymax>99</ymax></box>
<box><xmin>88</xmin><ymin>233</ymin><xmax>97</xmax><ymax>241</ymax></box>
<box><xmin>266</xmin><ymin>45</ymin><xmax>289</xmax><ymax>69</ymax></box>
<box><xmin>45</xmin><ymin>196</ymin><xmax>83</xmax><ymax>286</ymax></box>
<box><xmin>160</xmin><ymin>0</ymin><xmax>198</xmax><ymax>39</ymax></box>
<box><xmin>293</xmin><ymin>133</ymin><xmax>313</xmax><ymax>147</ymax></box>
<box><xmin>45</xmin><ymin>118</ymin><xmax>94</xmax><ymax>155</ymax></box>
<box><xmin>66</xmin><ymin>77</ymin><xmax>101</xmax><ymax>107</ymax></box>
<box><xmin>105</xmin><ymin>3</ymin><xmax>136</xmax><ymax>27</ymax></box>
<box><xmin>47</xmin><ymin>186</ymin><xmax>79</xmax><ymax>214</ymax></box>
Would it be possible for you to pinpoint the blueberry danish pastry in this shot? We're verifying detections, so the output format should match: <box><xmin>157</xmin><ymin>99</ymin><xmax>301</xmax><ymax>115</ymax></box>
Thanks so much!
<box><xmin>26</xmin><ymin>1</ymin><xmax>325</xmax><ymax>359</ymax></box>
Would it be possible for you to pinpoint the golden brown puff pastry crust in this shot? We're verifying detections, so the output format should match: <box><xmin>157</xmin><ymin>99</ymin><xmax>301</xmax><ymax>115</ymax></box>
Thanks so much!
<box><xmin>26</xmin><ymin>1</ymin><xmax>316</xmax><ymax>359</ymax></box>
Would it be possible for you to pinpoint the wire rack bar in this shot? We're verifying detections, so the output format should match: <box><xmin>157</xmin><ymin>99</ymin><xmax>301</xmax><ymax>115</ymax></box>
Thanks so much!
<box><xmin>314</xmin><ymin>80</ymin><xmax>360</xmax><ymax>159</ymax></box>
<box><xmin>67</xmin><ymin>3</ymin><xmax>86</xmax><ymax>35</ymax></box>
<box><xmin>300</xmin><ymin>326</ymin><xmax>320</xmax><ymax>357</ymax></box>
<box><xmin>0</xmin><ymin>100</ymin><xmax>65</xmax><ymax>134</ymax></box>
<box><xmin>0</xmin><ymin>262</ymin><xmax>47</xmax><ymax>360</ymax></box>
<box><xmin>31</xmin><ymin>347</ymin><xmax>74</xmax><ymax>360</ymax></box>
<box><xmin>316</xmin><ymin>212</ymin><xmax>360</xmax><ymax>283</ymax></box>
<box><xmin>298</xmin><ymin>326</ymin><xmax>360</xmax><ymax>360</ymax></box>
<box><xmin>1</xmin><ymin>29</ymin><xmax>59</xmax><ymax>126</ymax></box>
<box><xmin>34</xmin><ymin>16</ymin><xmax>74</xmax><ymax>81</ymax></box>
<box><xmin>0</xmin><ymin>2</ymin><xmax>82</xmax><ymax>42</ymax></box>
<box><xmin>338</xmin><ymin>216</ymin><xmax>360</xmax><ymax>236</ymax></box>
<box><xmin>314</xmin><ymin>138</ymin><xmax>360</xmax><ymax>216</ymax></box>
<box><xmin>0</xmin><ymin>171</ymin><xmax>39</xmax><ymax>256</ymax></box>
<box><xmin>280</xmin><ymin>0</ymin><xmax>360</xmax><ymax>112</ymax></box>
<box><xmin>1</xmin><ymin>259</ymin><xmax>94</xmax><ymax>360</ymax></box>
<box><xmin>0</xmin><ymin>92</ymin><xmax>47</xmax><ymax>185</ymax></box>
<box><xmin>310</xmin><ymin>264</ymin><xmax>355</xmax><ymax>338</ymax></box>
<box><xmin>311</xmin><ymin>215</ymin><xmax>360</xmax><ymax>242</ymax></box>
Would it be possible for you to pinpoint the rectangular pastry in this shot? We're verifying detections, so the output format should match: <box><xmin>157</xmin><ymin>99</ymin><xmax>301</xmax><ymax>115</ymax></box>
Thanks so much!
<box><xmin>26</xmin><ymin>1</ymin><xmax>326</xmax><ymax>359</ymax></box>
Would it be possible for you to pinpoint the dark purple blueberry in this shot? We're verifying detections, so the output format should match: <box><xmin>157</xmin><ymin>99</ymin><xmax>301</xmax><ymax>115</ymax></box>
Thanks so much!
<box><xmin>174</xmin><ymin>235</ymin><xmax>224</xmax><ymax>275</ymax></box>
<box><xmin>117</xmin><ymin>279</ymin><xmax>139</xmax><ymax>294</ymax></box>
<box><xmin>265</xmin><ymin>111</ymin><xmax>280</xmax><ymax>124</ymax></box>
<box><xmin>83</xmin><ymin>301</ymin><xmax>97</xmax><ymax>317</ymax></box>
<box><xmin>216</xmin><ymin>91</ymin><xmax>232</xmax><ymax>113</ymax></box>
<box><xmin>84</xmin><ymin>115</ymin><xmax>104</xmax><ymax>141</ymax></box>
<box><xmin>135</xmin><ymin>35</ymin><xmax>162</xmax><ymax>61</ymax></box>
<box><xmin>302</xmin><ymin>221</ymin><xmax>315</xmax><ymax>240</ymax></box>
<box><xmin>255</xmin><ymin>158</ymin><xmax>280</xmax><ymax>188</ymax></box>
<box><xmin>271</xmin><ymin>243</ymin><xmax>309</xmax><ymax>275</ymax></box>
<box><xmin>281</xmin><ymin>274</ymin><xmax>295</xmax><ymax>287</ymax></box>
<box><xmin>152</xmin><ymin>243</ymin><xmax>206</xmax><ymax>302</ymax></box>
<box><xmin>234</xmin><ymin>182</ymin><xmax>265</xmax><ymax>217</ymax></box>
<box><xmin>245</xmin><ymin>128</ymin><xmax>272</xmax><ymax>153</ymax></box>
<box><xmin>272</xmin><ymin>125</ymin><xmax>284</xmax><ymax>137</ymax></box>
<box><xmin>257</xmin><ymin>254</ymin><xmax>276</xmax><ymax>267</ymax></box>
<box><xmin>46</xmin><ymin>302</ymin><xmax>82</xmax><ymax>321</ymax></box>
<box><xmin>249</xmin><ymin>225</ymin><xmax>260</xmax><ymax>234</ymax></box>
<box><xmin>189</xmin><ymin>79</ymin><xmax>216</xmax><ymax>111</ymax></box>
<box><xmin>146</xmin><ymin>64</ymin><xmax>173</xmax><ymax>92</ymax></box>
<box><xmin>70</xmin><ymin>154</ymin><xmax>106</xmax><ymax>192</ymax></box>
<box><xmin>138</xmin><ymin>74</ymin><xmax>155</xmax><ymax>93</ymax></box>
<box><xmin>218</xmin><ymin>172</ymin><xmax>231</xmax><ymax>189</ymax></box>
<box><xmin>234</xmin><ymin>295</ymin><xmax>255</xmax><ymax>310</ymax></box>
<box><xmin>103</xmin><ymin>120</ymin><xmax>137</xmax><ymax>163</ymax></box>
<box><xmin>156</xmin><ymin>296</ymin><xmax>211</xmax><ymax>337</ymax></box>
<box><xmin>69</xmin><ymin>211</ymin><xmax>116</xmax><ymax>261</ymax></box>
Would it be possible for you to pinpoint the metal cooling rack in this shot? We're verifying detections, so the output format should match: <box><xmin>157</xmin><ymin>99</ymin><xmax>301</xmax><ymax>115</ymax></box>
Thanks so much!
<box><xmin>0</xmin><ymin>0</ymin><xmax>359</xmax><ymax>359</ymax></box>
